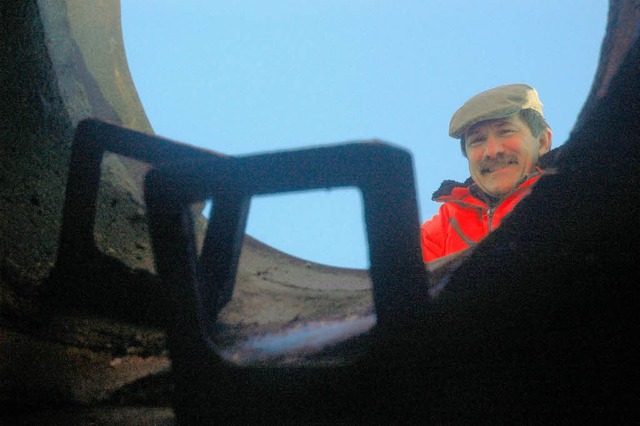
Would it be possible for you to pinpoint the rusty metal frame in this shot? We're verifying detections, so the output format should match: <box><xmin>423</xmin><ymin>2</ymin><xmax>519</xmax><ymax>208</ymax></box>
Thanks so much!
<box><xmin>56</xmin><ymin>118</ymin><xmax>223</xmax><ymax>267</ymax></box>
<box><xmin>144</xmin><ymin>141</ymin><xmax>428</xmax><ymax>423</ymax></box>
<box><xmin>55</xmin><ymin>117</ymin><xmax>427</xmax><ymax>325</ymax></box>
<box><xmin>54</xmin><ymin>118</ymin><xmax>428</xmax><ymax>422</ymax></box>
<box><xmin>145</xmin><ymin>143</ymin><xmax>428</xmax><ymax>332</ymax></box>
<box><xmin>50</xmin><ymin>118</ymin><xmax>225</xmax><ymax>322</ymax></box>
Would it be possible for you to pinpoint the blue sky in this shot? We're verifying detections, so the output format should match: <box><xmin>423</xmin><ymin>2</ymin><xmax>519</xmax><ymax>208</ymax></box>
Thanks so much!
<box><xmin>122</xmin><ymin>1</ymin><xmax>607</xmax><ymax>268</ymax></box>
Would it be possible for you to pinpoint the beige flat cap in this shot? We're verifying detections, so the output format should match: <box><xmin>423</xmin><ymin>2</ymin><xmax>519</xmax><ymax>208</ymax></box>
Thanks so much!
<box><xmin>449</xmin><ymin>83</ymin><xmax>543</xmax><ymax>139</ymax></box>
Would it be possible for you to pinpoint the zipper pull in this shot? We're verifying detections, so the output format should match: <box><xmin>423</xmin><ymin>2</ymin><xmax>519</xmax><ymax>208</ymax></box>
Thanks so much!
<box><xmin>487</xmin><ymin>207</ymin><xmax>495</xmax><ymax>232</ymax></box>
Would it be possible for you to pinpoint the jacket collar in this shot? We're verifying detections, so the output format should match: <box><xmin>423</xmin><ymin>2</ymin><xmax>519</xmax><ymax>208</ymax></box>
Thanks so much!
<box><xmin>431</xmin><ymin>148</ymin><xmax>560</xmax><ymax>202</ymax></box>
<box><xmin>433</xmin><ymin>169</ymin><xmax>544</xmax><ymax>204</ymax></box>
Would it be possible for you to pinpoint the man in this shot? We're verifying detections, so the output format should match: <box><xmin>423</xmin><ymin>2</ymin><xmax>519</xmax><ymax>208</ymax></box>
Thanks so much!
<box><xmin>421</xmin><ymin>83</ymin><xmax>552</xmax><ymax>262</ymax></box>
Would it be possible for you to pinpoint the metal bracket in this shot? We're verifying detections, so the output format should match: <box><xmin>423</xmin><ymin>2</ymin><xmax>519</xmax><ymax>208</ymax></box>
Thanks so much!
<box><xmin>144</xmin><ymin>140</ymin><xmax>428</xmax><ymax>423</ymax></box>
<box><xmin>51</xmin><ymin>118</ymin><xmax>223</xmax><ymax>321</ymax></box>
<box><xmin>145</xmin><ymin>142</ymin><xmax>428</xmax><ymax>331</ymax></box>
<box><xmin>57</xmin><ymin>118</ymin><xmax>223</xmax><ymax>264</ymax></box>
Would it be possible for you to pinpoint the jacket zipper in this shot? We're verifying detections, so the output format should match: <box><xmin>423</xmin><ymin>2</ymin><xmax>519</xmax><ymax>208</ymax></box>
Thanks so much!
<box><xmin>449</xmin><ymin>217</ymin><xmax>479</xmax><ymax>247</ymax></box>
<box><xmin>487</xmin><ymin>207</ymin><xmax>495</xmax><ymax>233</ymax></box>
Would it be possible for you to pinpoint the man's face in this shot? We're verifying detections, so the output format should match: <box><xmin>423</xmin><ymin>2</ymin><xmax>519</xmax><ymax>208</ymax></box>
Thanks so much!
<box><xmin>464</xmin><ymin>114</ymin><xmax>551</xmax><ymax>198</ymax></box>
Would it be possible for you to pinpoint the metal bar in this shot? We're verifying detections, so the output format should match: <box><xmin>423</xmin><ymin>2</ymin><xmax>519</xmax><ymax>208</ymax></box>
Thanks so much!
<box><xmin>144</xmin><ymin>142</ymin><xmax>429</xmax><ymax>424</ymax></box>
<box><xmin>55</xmin><ymin>118</ymin><xmax>224</xmax><ymax>273</ymax></box>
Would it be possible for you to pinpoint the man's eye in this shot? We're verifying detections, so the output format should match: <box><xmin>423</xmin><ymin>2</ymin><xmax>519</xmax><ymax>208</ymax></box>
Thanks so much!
<box><xmin>499</xmin><ymin>128</ymin><xmax>516</xmax><ymax>135</ymax></box>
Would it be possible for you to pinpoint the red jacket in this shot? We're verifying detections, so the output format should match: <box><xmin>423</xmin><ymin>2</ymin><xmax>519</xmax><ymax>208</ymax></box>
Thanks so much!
<box><xmin>421</xmin><ymin>172</ymin><xmax>544</xmax><ymax>262</ymax></box>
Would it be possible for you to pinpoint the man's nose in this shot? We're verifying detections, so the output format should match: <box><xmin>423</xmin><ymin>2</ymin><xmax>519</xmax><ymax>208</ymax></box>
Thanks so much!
<box><xmin>483</xmin><ymin>135</ymin><xmax>504</xmax><ymax>158</ymax></box>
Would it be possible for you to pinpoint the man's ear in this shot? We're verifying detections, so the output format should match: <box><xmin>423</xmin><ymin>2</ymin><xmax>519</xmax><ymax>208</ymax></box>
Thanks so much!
<box><xmin>538</xmin><ymin>128</ymin><xmax>552</xmax><ymax>156</ymax></box>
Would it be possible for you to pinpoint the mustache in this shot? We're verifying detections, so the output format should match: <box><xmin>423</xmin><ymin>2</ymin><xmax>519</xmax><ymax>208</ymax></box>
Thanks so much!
<box><xmin>479</xmin><ymin>154</ymin><xmax>518</xmax><ymax>174</ymax></box>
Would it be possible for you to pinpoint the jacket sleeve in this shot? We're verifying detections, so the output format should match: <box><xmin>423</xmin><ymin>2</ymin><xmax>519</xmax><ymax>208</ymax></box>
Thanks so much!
<box><xmin>421</xmin><ymin>207</ymin><xmax>449</xmax><ymax>263</ymax></box>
